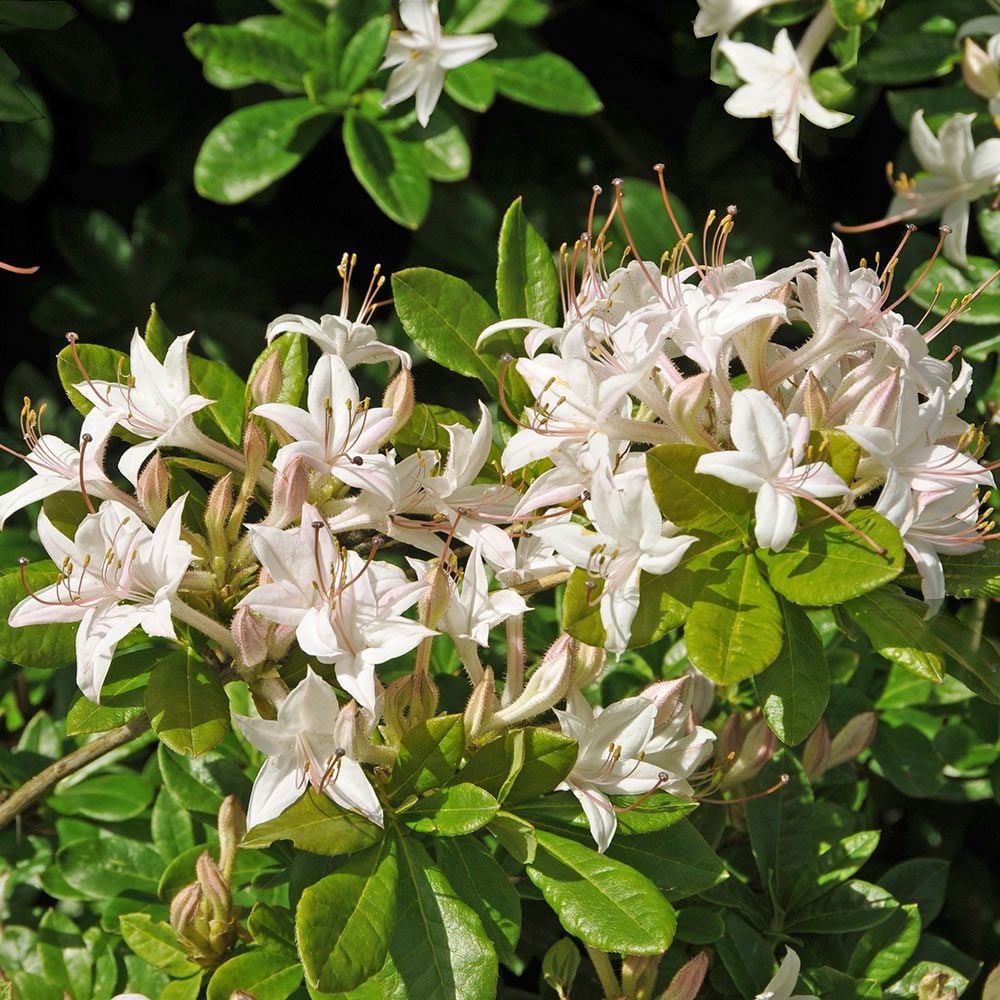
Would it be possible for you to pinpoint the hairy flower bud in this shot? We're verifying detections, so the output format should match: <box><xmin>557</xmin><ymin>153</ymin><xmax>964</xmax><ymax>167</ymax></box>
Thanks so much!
<box><xmin>828</xmin><ymin>711</ymin><xmax>877</xmax><ymax>769</ymax></box>
<box><xmin>720</xmin><ymin>713</ymin><xmax>776</xmax><ymax>790</ymax></box>
<box><xmin>250</xmin><ymin>350</ymin><xmax>283</xmax><ymax>407</ymax></box>
<box><xmin>464</xmin><ymin>667</ymin><xmax>498</xmax><ymax>741</ymax></box>
<box><xmin>643</xmin><ymin>676</ymin><xmax>690</xmax><ymax>729</ymax></box>
<box><xmin>231</xmin><ymin>606</ymin><xmax>268</xmax><ymax>672</ymax></box>
<box><xmin>217</xmin><ymin>795</ymin><xmax>246</xmax><ymax>883</ymax></box>
<box><xmin>802</xmin><ymin>719</ymin><xmax>832</xmax><ymax>781</ymax></box>
<box><xmin>383</xmin><ymin>669</ymin><xmax>440</xmax><ymax>742</ymax></box>
<box><xmin>802</xmin><ymin>372</ymin><xmax>829</xmax><ymax>429</ymax></box>
<box><xmin>491</xmin><ymin>638</ymin><xmax>572</xmax><ymax>731</ymax></box>
<box><xmin>243</xmin><ymin>422</ymin><xmax>268</xmax><ymax>482</ymax></box>
<box><xmin>419</xmin><ymin>562</ymin><xmax>453</xmax><ymax>630</ymax></box>
<box><xmin>963</xmin><ymin>37</ymin><xmax>1000</xmax><ymax>103</ymax></box>
<box><xmin>136</xmin><ymin>451</ymin><xmax>170</xmax><ymax>523</ymax></box>
<box><xmin>571</xmin><ymin>639</ymin><xmax>606</xmax><ymax>688</ymax></box>
<box><xmin>205</xmin><ymin>473</ymin><xmax>234</xmax><ymax>557</ymax></box>
<box><xmin>264</xmin><ymin>456</ymin><xmax>309</xmax><ymax>529</ymax></box>
<box><xmin>196</xmin><ymin>851</ymin><xmax>230</xmax><ymax>923</ymax></box>
<box><xmin>383</xmin><ymin>367</ymin><xmax>415</xmax><ymax>437</ymax></box>
<box><xmin>668</xmin><ymin>371</ymin><xmax>712</xmax><ymax>444</ymax></box>
<box><xmin>661</xmin><ymin>952</ymin><xmax>710</xmax><ymax>1000</ymax></box>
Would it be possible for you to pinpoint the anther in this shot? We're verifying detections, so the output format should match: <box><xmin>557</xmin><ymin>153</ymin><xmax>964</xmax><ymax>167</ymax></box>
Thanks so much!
<box><xmin>351</xmin><ymin>455</ymin><xmax>364</xmax><ymax>465</ymax></box>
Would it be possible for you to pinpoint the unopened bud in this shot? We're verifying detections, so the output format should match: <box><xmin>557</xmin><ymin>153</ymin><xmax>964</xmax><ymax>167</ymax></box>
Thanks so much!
<box><xmin>802</xmin><ymin>719</ymin><xmax>832</xmax><ymax>781</ymax></box>
<box><xmin>720</xmin><ymin>714</ymin><xmax>776</xmax><ymax>790</ymax></box>
<box><xmin>231</xmin><ymin>606</ymin><xmax>268</xmax><ymax>672</ymax></box>
<box><xmin>250</xmin><ymin>350</ymin><xmax>283</xmax><ymax>406</ymax></box>
<box><xmin>136</xmin><ymin>451</ymin><xmax>170</xmax><ymax>522</ymax></box>
<box><xmin>205</xmin><ymin>473</ymin><xmax>234</xmax><ymax>555</ymax></box>
<box><xmin>571</xmin><ymin>639</ymin><xmax>606</xmax><ymax>688</ymax></box>
<box><xmin>491</xmin><ymin>639</ymin><xmax>572</xmax><ymax>731</ymax></box>
<box><xmin>717</xmin><ymin>713</ymin><xmax>742</xmax><ymax>762</ymax></box>
<box><xmin>217</xmin><ymin>795</ymin><xmax>246</xmax><ymax>883</ymax></box>
<box><xmin>848</xmin><ymin>368</ymin><xmax>900</xmax><ymax>431</ymax></box>
<box><xmin>169</xmin><ymin>882</ymin><xmax>203</xmax><ymax>937</ymax></box>
<box><xmin>802</xmin><ymin>372</ymin><xmax>829</xmax><ymax>429</ymax></box>
<box><xmin>196</xmin><ymin>851</ymin><xmax>230</xmax><ymax>924</ymax></box>
<box><xmin>643</xmin><ymin>676</ymin><xmax>690</xmax><ymax>729</ymax></box>
<box><xmin>668</xmin><ymin>371</ymin><xmax>711</xmax><ymax>443</ymax></box>
<box><xmin>541</xmin><ymin>938</ymin><xmax>580</xmax><ymax>1000</ymax></box>
<box><xmin>243</xmin><ymin>422</ymin><xmax>268</xmax><ymax>480</ymax></box>
<box><xmin>383</xmin><ymin>669</ymin><xmax>440</xmax><ymax>742</ymax></box>
<box><xmin>918</xmin><ymin>971</ymin><xmax>958</xmax><ymax>1000</ymax></box>
<box><xmin>419</xmin><ymin>562</ymin><xmax>453</xmax><ymax>629</ymax></box>
<box><xmin>963</xmin><ymin>37</ymin><xmax>1000</xmax><ymax>101</ymax></box>
<box><xmin>264</xmin><ymin>456</ymin><xmax>309</xmax><ymax>528</ymax></box>
<box><xmin>383</xmin><ymin>368</ymin><xmax>415</xmax><ymax>437</ymax></box>
<box><xmin>685</xmin><ymin>666</ymin><xmax>716</xmax><ymax>723</ymax></box>
<box><xmin>828</xmin><ymin>711</ymin><xmax>877</xmax><ymax>769</ymax></box>
<box><xmin>661</xmin><ymin>951</ymin><xmax>709</xmax><ymax>1000</ymax></box>
<box><xmin>464</xmin><ymin>667</ymin><xmax>498</xmax><ymax>741</ymax></box>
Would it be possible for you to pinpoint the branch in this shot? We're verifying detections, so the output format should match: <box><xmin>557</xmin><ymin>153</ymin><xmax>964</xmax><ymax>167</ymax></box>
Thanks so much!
<box><xmin>0</xmin><ymin>715</ymin><xmax>151</xmax><ymax>831</ymax></box>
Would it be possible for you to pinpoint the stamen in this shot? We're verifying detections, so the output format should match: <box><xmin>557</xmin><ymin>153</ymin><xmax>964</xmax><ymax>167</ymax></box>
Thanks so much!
<box><xmin>77</xmin><ymin>432</ymin><xmax>96</xmax><ymax>514</ymax></box>
<box><xmin>699</xmin><ymin>773</ymin><xmax>790</xmax><ymax>805</ymax></box>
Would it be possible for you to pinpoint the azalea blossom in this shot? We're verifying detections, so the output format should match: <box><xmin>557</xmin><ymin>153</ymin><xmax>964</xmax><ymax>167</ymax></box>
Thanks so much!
<box><xmin>234</xmin><ymin>669</ymin><xmax>383</xmax><ymax>831</ymax></box>
<box><xmin>71</xmin><ymin>332</ymin><xmax>214</xmax><ymax>485</ymax></box>
<box><xmin>555</xmin><ymin>685</ymin><xmax>714</xmax><ymax>852</ymax></box>
<box><xmin>253</xmin><ymin>354</ymin><xmax>397</xmax><ymax>501</ymax></box>
<box><xmin>531</xmin><ymin>466</ymin><xmax>697</xmax><ymax>652</ymax></box>
<box><xmin>380</xmin><ymin>0</ymin><xmax>497</xmax><ymax>127</ymax></box>
<box><xmin>886</xmin><ymin>111</ymin><xmax>1000</xmax><ymax>265</ymax></box>
<box><xmin>962</xmin><ymin>34</ymin><xmax>1000</xmax><ymax>116</ymax></box>
<box><xmin>9</xmin><ymin>498</ymin><xmax>191</xmax><ymax>702</ymax></box>
<box><xmin>719</xmin><ymin>29</ymin><xmax>852</xmax><ymax>163</ymax></box>
<box><xmin>755</xmin><ymin>948</ymin><xmax>819</xmax><ymax>1000</ymax></box>
<box><xmin>693</xmin><ymin>0</ymin><xmax>796</xmax><ymax>39</ymax></box>
<box><xmin>696</xmin><ymin>388</ymin><xmax>850</xmax><ymax>552</ymax></box>
<box><xmin>239</xmin><ymin>506</ymin><xmax>431</xmax><ymax>711</ymax></box>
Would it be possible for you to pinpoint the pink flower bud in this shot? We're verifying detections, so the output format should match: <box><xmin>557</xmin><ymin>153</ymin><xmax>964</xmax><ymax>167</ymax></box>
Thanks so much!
<box><xmin>828</xmin><ymin>711</ymin><xmax>877</xmax><ymax>769</ymax></box>
<box><xmin>661</xmin><ymin>951</ymin><xmax>709</xmax><ymax>1000</ymax></box>
<box><xmin>136</xmin><ymin>451</ymin><xmax>170</xmax><ymax>523</ymax></box>
<box><xmin>383</xmin><ymin>669</ymin><xmax>440</xmax><ymax>742</ymax></box>
<box><xmin>250</xmin><ymin>350</ymin><xmax>283</xmax><ymax>406</ymax></box>
<box><xmin>802</xmin><ymin>719</ymin><xmax>832</xmax><ymax>781</ymax></box>
<box><xmin>963</xmin><ymin>37</ymin><xmax>1000</xmax><ymax>101</ymax></box>
<box><xmin>231</xmin><ymin>606</ymin><xmax>268</xmax><ymax>671</ymax></box>
<box><xmin>642</xmin><ymin>676</ymin><xmax>691</xmax><ymax>729</ymax></box>
<box><xmin>720</xmin><ymin>714</ymin><xmax>776</xmax><ymax>790</ymax></box>
<box><xmin>264</xmin><ymin>456</ymin><xmax>309</xmax><ymax>528</ymax></box>
<box><xmin>217</xmin><ymin>795</ymin><xmax>247</xmax><ymax>882</ymax></box>
<box><xmin>464</xmin><ymin>667</ymin><xmax>498</xmax><ymax>741</ymax></box>
<box><xmin>383</xmin><ymin>368</ymin><xmax>415</xmax><ymax>436</ymax></box>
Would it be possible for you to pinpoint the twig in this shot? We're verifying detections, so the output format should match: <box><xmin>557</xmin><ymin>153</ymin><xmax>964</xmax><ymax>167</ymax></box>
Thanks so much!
<box><xmin>0</xmin><ymin>715</ymin><xmax>151</xmax><ymax>831</ymax></box>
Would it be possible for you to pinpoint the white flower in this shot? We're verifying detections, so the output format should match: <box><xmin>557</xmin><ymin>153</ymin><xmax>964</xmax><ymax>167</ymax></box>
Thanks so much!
<box><xmin>0</xmin><ymin>404</ymin><xmax>123</xmax><ymax>529</ymax></box>
<box><xmin>9</xmin><ymin>498</ymin><xmax>192</xmax><ymax>701</ymax></box>
<box><xmin>72</xmin><ymin>332</ymin><xmax>213</xmax><ymax>485</ymax></box>
<box><xmin>888</xmin><ymin>111</ymin><xmax>1000</xmax><ymax>265</ymax></box>
<box><xmin>234</xmin><ymin>668</ymin><xmax>383</xmax><ymax>831</ymax></box>
<box><xmin>755</xmin><ymin>948</ymin><xmax>819</xmax><ymax>1000</ymax></box>
<box><xmin>696</xmin><ymin>388</ymin><xmax>850</xmax><ymax>552</ymax></box>
<box><xmin>555</xmin><ymin>686</ymin><xmax>714</xmax><ymax>852</ymax></box>
<box><xmin>253</xmin><ymin>355</ymin><xmax>397</xmax><ymax>501</ymax></box>
<box><xmin>239</xmin><ymin>507</ymin><xmax>431</xmax><ymax>712</ymax></box>
<box><xmin>694</xmin><ymin>0</ymin><xmax>795</xmax><ymax>39</ymax></box>
<box><xmin>531</xmin><ymin>467</ymin><xmax>697</xmax><ymax>653</ymax></box>
<box><xmin>720</xmin><ymin>29</ymin><xmax>852</xmax><ymax>163</ymax></box>
<box><xmin>380</xmin><ymin>0</ymin><xmax>497</xmax><ymax>127</ymax></box>
<box><xmin>962</xmin><ymin>34</ymin><xmax>1000</xmax><ymax>114</ymax></box>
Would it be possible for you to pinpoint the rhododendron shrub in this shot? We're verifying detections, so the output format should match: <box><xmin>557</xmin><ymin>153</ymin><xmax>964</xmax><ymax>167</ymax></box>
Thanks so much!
<box><xmin>0</xmin><ymin>181</ymin><xmax>996</xmax><ymax>999</ymax></box>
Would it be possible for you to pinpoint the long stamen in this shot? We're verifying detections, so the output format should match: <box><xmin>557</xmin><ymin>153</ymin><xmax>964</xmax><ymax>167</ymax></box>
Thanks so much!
<box><xmin>77</xmin><ymin>432</ymin><xmax>96</xmax><ymax>514</ymax></box>
<box><xmin>699</xmin><ymin>773</ymin><xmax>790</xmax><ymax>805</ymax></box>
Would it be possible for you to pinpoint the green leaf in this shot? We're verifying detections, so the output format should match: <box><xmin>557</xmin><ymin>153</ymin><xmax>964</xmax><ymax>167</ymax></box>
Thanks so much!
<box><xmin>382</xmin><ymin>834</ymin><xmax>498</xmax><ymax>1000</ymax></box>
<box><xmin>339</xmin><ymin>14</ymin><xmax>390</xmax><ymax>92</ymax></box>
<box><xmin>393</xmin><ymin>401</ymin><xmax>475</xmax><ymax>453</ymax></box>
<box><xmin>56</xmin><ymin>340</ymin><xmax>131</xmax><ymax>419</ymax></box>
<box><xmin>151</xmin><ymin>789</ymin><xmax>196</xmax><ymax>861</ymax></box>
<box><xmin>0</xmin><ymin>1</ymin><xmax>75</xmax><ymax>29</ymax></box>
<box><xmin>456</xmin><ymin>726</ymin><xmax>577</xmax><ymax>805</ymax></box>
<box><xmin>248</xmin><ymin>903</ymin><xmax>297</xmax><ymax>958</ymax></box>
<box><xmin>38</xmin><ymin>910</ymin><xmax>91</xmax><ymax>1000</ymax></box>
<box><xmin>785</xmin><ymin>880</ymin><xmax>898</xmax><ymax>934</ymax></box>
<box><xmin>869</xmin><ymin>719</ymin><xmax>945</xmax><ymax>797</ymax></box>
<box><xmin>715</xmin><ymin>913</ymin><xmax>774</xmax><ymax>997</ymax></box>
<box><xmin>241</xmin><ymin>787</ymin><xmax>383</xmax><ymax>856</ymax></box>
<box><xmin>489</xmin><ymin>811</ymin><xmax>537</xmax><ymax>864</ymax></box>
<box><xmin>905</xmin><ymin>255</ymin><xmax>1000</xmax><ymax>326</ymax></box>
<box><xmin>145</xmin><ymin>650</ymin><xmax>230</xmax><ymax>757</ymax></box>
<box><xmin>674</xmin><ymin>906</ymin><xmax>726</xmax><ymax>944</ymax></box>
<box><xmin>195</xmin><ymin>99</ymin><xmax>333</xmax><ymax>204</ymax></box>
<box><xmin>189</xmin><ymin>354</ymin><xmax>247</xmax><ymax>446</ymax></box>
<box><xmin>491</xmin><ymin>53</ymin><xmax>602</xmax><ymax>115</ymax></box>
<box><xmin>515</xmin><ymin>790</ymin><xmax>696</xmax><ymax>837</ymax></box>
<box><xmin>157</xmin><ymin>743</ymin><xmax>252</xmax><ymax>815</ymax></box>
<box><xmin>830</xmin><ymin>0</ymin><xmax>883</xmax><ymax>27</ymax></box>
<box><xmin>49</xmin><ymin>772</ymin><xmax>154</xmax><ymax>822</ymax></box>
<box><xmin>496</xmin><ymin>197</ymin><xmax>559</xmax><ymax>326</ymax></box>
<box><xmin>930</xmin><ymin>539</ymin><xmax>1000</xmax><ymax>597</ymax></box>
<box><xmin>448</xmin><ymin>0</ymin><xmax>516</xmax><ymax>32</ymax></box>
<box><xmin>392</xmin><ymin>267</ymin><xmax>504</xmax><ymax>396</ymax></box>
<box><xmin>403</xmin><ymin>783</ymin><xmax>499</xmax><ymax>836</ymax></box>
<box><xmin>758</xmin><ymin>509</ymin><xmax>904</xmax><ymax>605</ymax></box>
<box><xmin>144</xmin><ymin>302</ymin><xmax>173</xmax><ymax>359</ymax></box>
<box><xmin>0</xmin><ymin>79</ymin><xmax>43</xmax><ymax>124</ymax></box>
<box><xmin>444</xmin><ymin>60</ymin><xmax>496</xmax><ymax>112</ymax></box>
<box><xmin>647</xmin><ymin>444</ymin><xmax>754</xmax><ymax>538</ymax></box>
<box><xmin>401</xmin><ymin>105</ymin><xmax>471</xmax><ymax>182</ymax></box>
<box><xmin>58</xmin><ymin>833</ymin><xmax>164</xmax><ymax>898</ymax></box>
<box><xmin>0</xmin><ymin>564</ymin><xmax>78</xmax><ymax>670</ymax></box>
<box><xmin>161</xmin><ymin>976</ymin><xmax>204</xmax><ymax>1000</ymax></box>
<box><xmin>436</xmin><ymin>836</ymin><xmax>521</xmax><ymax>968</ymax></box>
<box><xmin>685</xmin><ymin>551</ymin><xmax>783</xmax><ymax>684</ymax></box>
<box><xmin>526</xmin><ymin>830</ymin><xmax>676</xmax><ymax>954</ymax></box>
<box><xmin>387</xmin><ymin>714</ymin><xmax>466</xmax><ymax>799</ymax></box>
<box><xmin>297</xmin><ymin>838</ymin><xmax>399</xmax><ymax>994</ymax></box>
<box><xmin>754</xmin><ymin>600</ymin><xmax>830</xmax><ymax>745</ymax></box>
<box><xmin>786</xmin><ymin>829</ymin><xmax>882</xmax><ymax>911</ymax></box>
<box><xmin>858</xmin><ymin>32</ymin><xmax>960</xmax><ymax>85</ymax></box>
<box><xmin>879</xmin><ymin>858</ymin><xmax>949</xmax><ymax>925</ymax></box>
<box><xmin>119</xmin><ymin>912</ymin><xmax>200</xmax><ymax>977</ymax></box>
<box><xmin>246</xmin><ymin>330</ymin><xmax>309</xmax><ymax>411</ymax></box>
<box><xmin>848</xmin><ymin>903</ymin><xmax>921</xmax><ymax>984</ymax></box>
<box><xmin>206</xmin><ymin>952</ymin><xmax>303</xmax><ymax>1000</ymax></box>
<box><xmin>65</xmin><ymin>643</ymin><xmax>155</xmax><ymax>734</ymax></box>
<box><xmin>343</xmin><ymin>112</ymin><xmax>431</xmax><ymax>229</ymax></box>
<box><xmin>185</xmin><ymin>17</ymin><xmax>325</xmax><ymax>90</ymax></box>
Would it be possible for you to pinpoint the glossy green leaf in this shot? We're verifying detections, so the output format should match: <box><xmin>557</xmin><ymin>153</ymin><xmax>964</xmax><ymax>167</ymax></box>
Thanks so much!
<box><xmin>145</xmin><ymin>650</ymin><xmax>230</xmax><ymax>757</ymax></box>
<box><xmin>189</xmin><ymin>353</ymin><xmax>247</xmax><ymax>446</ymax></box>
<box><xmin>65</xmin><ymin>643</ymin><xmax>156</xmax><ymax>734</ymax></box>
<box><xmin>241</xmin><ymin>787</ymin><xmax>383</xmax><ymax>856</ymax></box>
<box><xmin>195</xmin><ymin>99</ymin><xmax>333</xmax><ymax>204</ymax></box>
<box><xmin>858</xmin><ymin>32</ymin><xmax>960</xmax><ymax>84</ymax></box>
<box><xmin>343</xmin><ymin>112</ymin><xmax>431</xmax><ymax>228</ymax></box>
<box><xmin>830</xmin><ymin>0</ymin><xmax>883</xmax><ymax>27</ymax></box>
<box><xmin>157</xmin><ymin>743</ymin><xmax>252</xmax><ymax>815</ymax></box>
<box><xmin>754</xmin><ymin>600</ymin><xmax>830</xmax><ymax>745</ymax></box>
<box><xmin>297</xmin><ymin>838</ymin><xmax>399</xmax><ymax>993</ymax></box>
<box><xmin>0</xmin><ymin>1</ymin><xmax>75</xmax><ymax>28</ymax></box>
<box><xmin>869</xmin><ymin>719</ymin><xmax>945</xmax><ymax>797</ymax></box>
<box><xmin>0</xmin><ymin>563</ymin><xmax>78</xmax><ymax>670</ymax></box>
<box><xmin>526</xmin><ymin>830</ymin><xmax>676</xmax><ymax>954</ymax></box>
<box><xmin>392</xmin><ymin>267</ymin><xmax>501</xmax><ymax>395</ymax></box>
<box><xmin>246</xmin><ymin>330</ymin><xmax>309</xmax><ymax>411</ymax></box>
<box><xmin>387</xmin><ymin>714</ymin><xmax>466</xmax><ymax>798</ymax></box>
<box><xmin>685</xmin><ymin>551</ymin><xmax>783</xmax><ymax>684</ymax></box>
<box><xmin>403</xmin><ymin>105</ymin><xmax>471</xmax><ymax>182</ymax></box>
<box><xmin>879</xmin><ymin>858</ymin><xmax>949</xmax><ymax>925</ymax></box>
<box><xmin>515</xmin><ymin>789</ymin><xmax>696</xmax><ymax>837</ymax></box>
<box><xmin>715</xmin><ymin>913</ymin><xmax>773</xmax><ymax>997</ymax></box>
<box><xmin>491</xmin><ymin>52</ymin><xmax>602</xmax><ymax>114</ymax></box>
<box><xmin>785</xmin><ymin>880</ymin><xmax>898</xmax><ymax>934</ymax></box>
<box><xmin>119</xmin><ymin>912</ymin><xmax>200</xmax><ymax>977</ymax></box>
<box><xmin>448</xmin><ymin>0</ymin><xmax>516</xmax><ymax>32</ymax></box>
<box><xmin>436</xmin><ymin>836</ymin><xmax>521</xmax><ymax>968</ymax></box>
<box><xmin>786</xmin><ymin>829</ymin><xmax>882</xmax><ymax>911</ymax></box>
<box><xmin>56</xmin><ymin>339</ymin><xmax>131</xmax><ymax>420</ymax></box>
<box><xmin>647</xmin><ymin>444</ymin><xmax>754</xmax><ymax>537</ymax></box>
<box><xmin>931</xmin><ymin>539</ymin><xmax>1000</xmax><ymax>597</ymax></box>
<box><xmin>444</xmin><ymin>60</ymin><xmax>496</xmax><ymax>111</ymax></box>
<box><xmin>49</xmin><ymin>771</ymin><xmax>154</xmax><ymax>822</ymax></box>
<box><xmin>206</xmin><ymin>951</ymin><xmax>303</xmax><ymax>1000</ymax></box>
<box><xmin>248</xmin><ymin>903</ymin><xmax>297</xmax><ymax>958</ymax></box>
<box><xmin>674</xmin><ymin>906</ymin><xmax>726</xmax><ymax>944</ymax></box>
<box><xmin>848</xmin><ymin>903</ymin><xmax>921</xmax><ymax>983</ymax></box>
<box><xmin>151</xmin><ymin>789</ymin><xmax>196</xmax><ymax>861</ymax></box>
<box><xmin>38</xmin><ymin>910</ymin><xmax>91</xmax><ymax>1000</ymax></box>
<box><xmin>58</xmin><ymin>833</ymin><xmax>164</xmax><ymax>898</ymax></box>
<box><xmin>905</xmin><ymin>255</ymin><xmax>1000</xmax><ymax>326</ymax></box>
<box><xmin>758</xmin><ymin>509</ymin><xmax>904</xmax><ymax>605</ymax></box>
<box><xmin>403</xmin><ymin>782</ymin><xmax>499</xmax><ymax>836</ymax></box>
<box><xmin>338</xmin><ymin>14</ymin><xmax>390</xmax><ymax>92</ymax></box>
<box><xmin>496</xmin><ymin>197</ymin><xmax>559</xmax><ymax>326</ymax></box>
<box><xmin>393</xmin><ymin>401</ymin><xmax>475</xmax><ymax>453</ymax></box>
